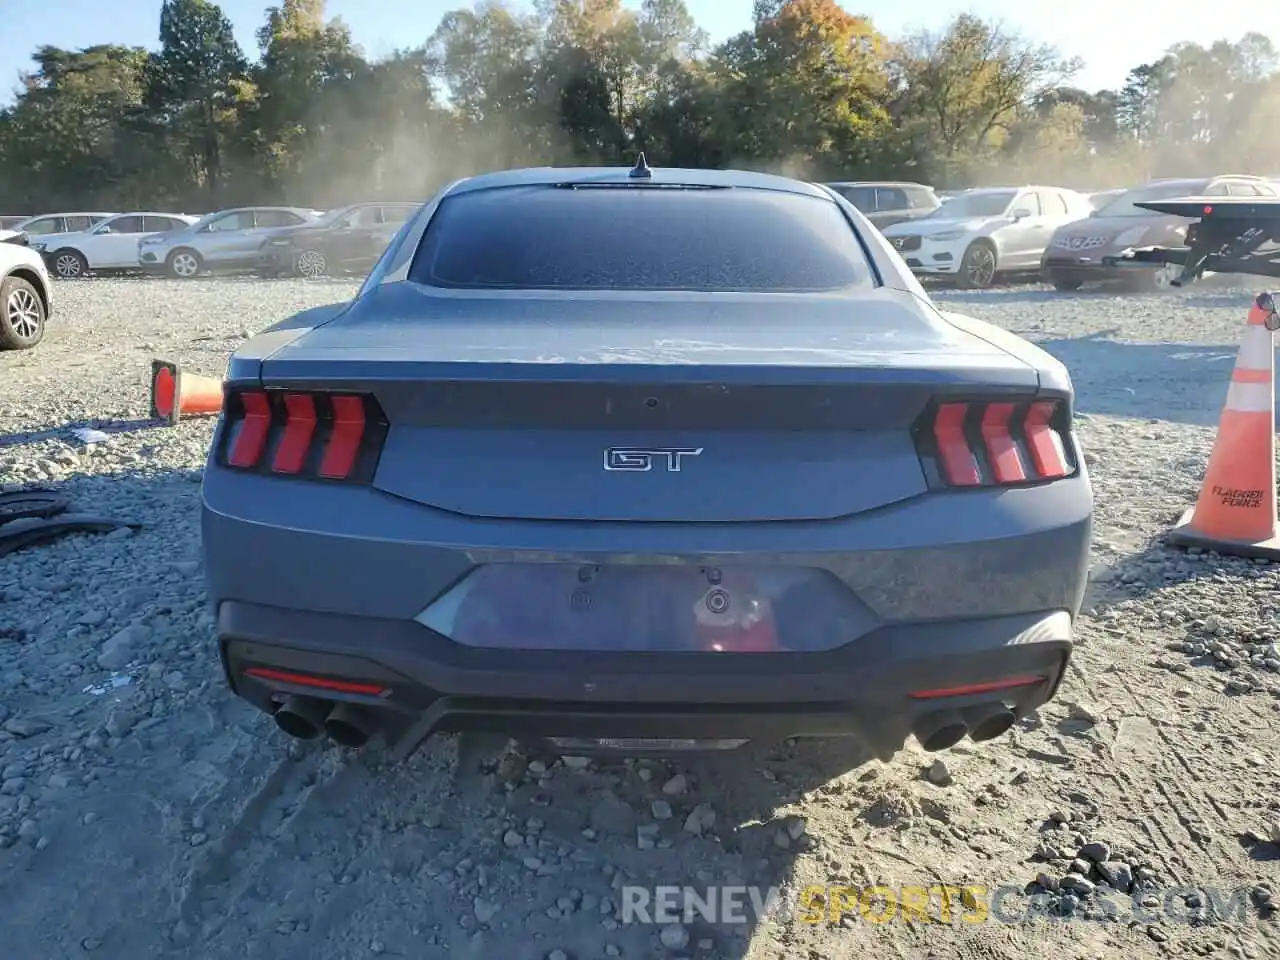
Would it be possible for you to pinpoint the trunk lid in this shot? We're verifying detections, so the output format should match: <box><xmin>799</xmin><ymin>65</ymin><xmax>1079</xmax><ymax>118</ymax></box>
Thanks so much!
<box><xmin>259</xmin><ymin>283</ymin><xmax>1038</xmax><ymax>522</ymax></box>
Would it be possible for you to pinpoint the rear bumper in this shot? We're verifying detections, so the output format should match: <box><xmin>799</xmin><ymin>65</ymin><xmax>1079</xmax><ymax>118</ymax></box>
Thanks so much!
<box><xmin>203</xmin><ymin>461</ymin><xmax>1091</xmax><ymax>756</ymax></box>
<box><xmin>219</xmin><ymin>602</ymin><xmax>1073</xmax><ymax>757</ymax></box>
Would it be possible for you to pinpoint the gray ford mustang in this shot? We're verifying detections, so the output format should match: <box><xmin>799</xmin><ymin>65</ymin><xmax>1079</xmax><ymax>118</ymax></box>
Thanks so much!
<box><xmin>201</xmin><ymin>160</ymin><xmax>1093</xmax><ymax>763</ymax></box>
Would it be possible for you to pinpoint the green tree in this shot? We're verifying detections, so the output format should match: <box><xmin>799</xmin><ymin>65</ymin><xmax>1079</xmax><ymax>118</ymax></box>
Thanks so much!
<box><xmin>891</xmin><ymin>14</ymin><xmax>1080</xmax><ymax>184</ymax></box>
<box><xmin>4</xmin><ymin>6</ymin><xmax>1280</xmax><ymax>213</ymax></box>
<box><xmin>145</xmin><ymin>0</ymin><xmax>250</xmax><ymax>206</ymax></box>
<box><xmin>0</xmin><ymin>45</ymin><xmax>151</xmax><ymax>209</ymax></box>
<box><xmin>715</xmin><ymin>0</ymin><xmax>894</xmax><ymax>177</ymax></box>
<box><xmin>250</xmin><ymin>0</ymin><xmax>369</xmax><ymax>197</ymax></box>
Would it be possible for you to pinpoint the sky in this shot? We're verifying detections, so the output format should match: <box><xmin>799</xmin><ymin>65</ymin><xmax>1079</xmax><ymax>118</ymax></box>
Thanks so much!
<box><xmin>2</xmin><ymin>0</ymin><xmax>1279</xmax><ymax>101</ymax></box>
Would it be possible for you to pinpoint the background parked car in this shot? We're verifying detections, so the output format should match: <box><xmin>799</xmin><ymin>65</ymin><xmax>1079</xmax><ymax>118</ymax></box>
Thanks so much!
<box><xmin>30</xmin><ymin>212</ymin><xmax>198</xmax><ymax>278</ymax></box>
<box><xmin>257</xmin><ymin>201</ymin><xmax>420</xmax><ymax>278</ymax></box>
<box><xmin>820</xmin><ymin>181</ymin><xmax>940</xmax><ymax>230</ymax></box>
<box><xmin>137</xmin><ymin>206</ymin><xmax>321</xmax><ymax>278</ymax></box>
<box><xmin>1041</xmin><ymin>174</ymin><xmax>1278</xmax><ymax>292</ymax></box>
<box><xmin>879</xmin><ymin>185</ymin><xmax>1093</xmax><ymax>289</ymax></box>
<box><xmin>0</xmin><ymin>211</ymin><xmax>114</xmax><ymax>245</ymax></box>
<box><xmin>0</xmin><ymin>239</ymin><xmax>52</xmax><ymax>350</ymax></box>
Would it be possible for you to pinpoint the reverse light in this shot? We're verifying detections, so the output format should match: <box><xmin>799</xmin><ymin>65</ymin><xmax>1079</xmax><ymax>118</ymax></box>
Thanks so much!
<box><xmin>914</xmin><ymin>397</ymin><xmax>1075</xmax><ymax>489</ymax></box>
<box><xmin>219</xmin><ymin>388</ymin><xmax>388</xmax><ymax>482</ymax></box>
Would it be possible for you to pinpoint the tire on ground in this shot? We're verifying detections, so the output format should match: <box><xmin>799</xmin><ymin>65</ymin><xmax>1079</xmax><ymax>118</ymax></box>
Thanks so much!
<box><xmin>296</xmin><ymin>249</ymin><xmax>328</xmax><ymax>279</ymax></box>
<box><xmin>51</xmin><ymin>249</ymin><xmax>89</xmax><ymax>280</ymax></box>
<box><xmin>0</xmin><ymin>275</ymin><xmax>47</xmax><ymax>350</ymax></box>
<box><xmin>956</xmin><ymin>240</ymin><xmax>998</xmax><ymax>290</ymax></box>
<box><xmin>165</xmin><ymin>248</ymin><xmax>203</xmax><ymax>280</ymax></box>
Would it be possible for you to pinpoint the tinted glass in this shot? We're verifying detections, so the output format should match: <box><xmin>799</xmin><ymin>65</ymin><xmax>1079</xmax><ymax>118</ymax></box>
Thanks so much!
<box><xmin>143</xmin><ymin>216</ymin><xmax>183</xmax><ymax>232</ymax></box>
<box><xmin>23</xmin><ymin>218</ymin><xmax>62</xmax><ymax>235</ymax></box>
<box><xmin>875</xmin><ymin>187</ymin><xmax>909</xmax><ymax>210</ymax></box>
<box><xmin>1097</xmin><ymin>182</ymin><xmax>1211</xmax><ymax>216</ymax></box>
<box><xmin>411</xmin><ymin>186</ymin><xmax>873</xmax><ymax>292</ymax></box>
<box><xmin>206</xmin><ymin>211</ymin><xmax>255</xmax><ymax>231</ymax></box>
<box><xmin>255</xmin><ymin>209</ymin><xmax>304</xmax><ymax>228</ymax></box>
<box><xmin>1039</xmin><ymin>191</ymin><xmax>1069</xmax><ymax>215</ymax></box>
<box><xmin>922</xmin><ymin>191</ymin><xmax>1015</xmax><ymax>218</ymax></box>
<box><xmin>832</xmin><ymin>185</ymin><xmax>876</xmax><ymax>210</ymax></box>
<box><xmin>341</xmin><ymin>206</ymin><xmax>380</xmax><ymax>227</ymax></box>
<box><xmin>906</xmin><ymin>187</ymin><xmax>938</xmax><ymax>208</ymax></box>
<box><xmin>381</xmin><ymin>205</ymin><xmax>417</xmax><ymax>223</ymax></box>
<box><xmin>1227</xmin><ymin>181</ymin><xmax>1268</xmax><ymax>196</ymax></box>
<box><xmin>106</xmin><ymin>216</ymin><xmax>146</xmax><ymax>233</ymax></box>
<box><xmin>64</xmin><ymin>216</ymin><xmax>96</xmax><ymax>232</ymax></box>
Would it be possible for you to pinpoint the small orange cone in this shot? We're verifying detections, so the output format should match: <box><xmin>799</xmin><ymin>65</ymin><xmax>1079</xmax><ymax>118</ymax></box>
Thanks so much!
<box><xmin>149</xmin><ymin>360</ymin><xmax>224</xmax><ymax>425</ymax></box>
<box><xmin>1168</xmin><ymin>291</ymin><xmax>1280</xmax><ymax>560</ymax></box>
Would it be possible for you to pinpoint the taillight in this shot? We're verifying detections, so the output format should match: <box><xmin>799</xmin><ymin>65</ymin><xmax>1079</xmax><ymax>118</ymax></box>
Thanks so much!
<box><xmin>218</xmin><ymin>389</ymin><xmax>388</xmax><ymax>482</ymax></box>
<box><xmin>913</xmin><ymin>398</ymin><xmax>1075</xmax><ymax>489</ymax></box>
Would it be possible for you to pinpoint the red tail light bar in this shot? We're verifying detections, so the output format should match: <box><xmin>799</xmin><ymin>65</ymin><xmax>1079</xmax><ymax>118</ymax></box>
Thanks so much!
<box><xmin>914</xmin><ymin>397</ymin><xmax>1075</xmax><ymax>488</ymax></box>
<box><xmin>244</xmin><ymin>666</ymin><xmax>391</xmax><ymax>697</ymax></box>
<box><xmin>908</xmin><ymin>674</ymin><xmax>1046</xmax><ymax>700</ymax></box>
<box><xmin>218</xmin><ymin>388</ymin><xmax>389</xmax><ymax>483</ymax></box>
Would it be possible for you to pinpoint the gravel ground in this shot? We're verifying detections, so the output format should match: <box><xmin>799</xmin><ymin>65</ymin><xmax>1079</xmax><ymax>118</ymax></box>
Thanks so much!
<box><xmin>3</xmin><ymin>277</ymin><xmax>1280</xmax><ymax>959</ymax></box>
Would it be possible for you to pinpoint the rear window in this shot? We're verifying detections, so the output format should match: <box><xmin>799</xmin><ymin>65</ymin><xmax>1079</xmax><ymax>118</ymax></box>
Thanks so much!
<box><xmin>409</xmin><ymin>185</ymin><xmax>873</xmax><ymax>292</ymax></box>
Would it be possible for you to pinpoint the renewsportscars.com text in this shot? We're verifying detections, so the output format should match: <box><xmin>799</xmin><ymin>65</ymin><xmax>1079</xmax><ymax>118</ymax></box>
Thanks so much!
<box><xmin>620</xmin><ymin>884</ymin><xmax>1262</xmax><ymax>926</ymax></box>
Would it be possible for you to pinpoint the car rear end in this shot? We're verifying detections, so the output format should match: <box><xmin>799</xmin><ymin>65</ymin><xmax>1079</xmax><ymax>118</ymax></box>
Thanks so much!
<box><xmin>201</xmin><ymin>170</ymin><xmax>1092</xmax><ymax>760</ymax></box>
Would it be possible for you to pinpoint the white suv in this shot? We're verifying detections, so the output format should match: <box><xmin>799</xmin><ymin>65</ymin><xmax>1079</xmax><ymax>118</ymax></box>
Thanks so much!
<box><xmin>879</xmin><ymin>186</ymin><xmax>1094</xmax><ymax>289</ymax></box>
<box><xmin>30</xmin><ymin>212</ymin><xmax>198</xmax><ymax>278</ymax></box>
<box><xmin>0</xmin><ymin>212</ymin><xmax>115</xmax><ymax>245</ymax></box>
<box><xmin>0</xmin><ymin>242</ymin><xmax>52</xmax><ymax>350</ymax></box>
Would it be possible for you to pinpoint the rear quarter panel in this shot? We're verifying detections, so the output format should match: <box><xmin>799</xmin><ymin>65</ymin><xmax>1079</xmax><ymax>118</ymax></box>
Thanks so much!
<box><xmin>223</xmin><ymin>300</ymin><xmax>356</xmax><ymax>385</ymax></box>
<box><xmin>936</xmin><ymin>310</ymin><xmax>1072</xmax><ymax>397</ymax></box>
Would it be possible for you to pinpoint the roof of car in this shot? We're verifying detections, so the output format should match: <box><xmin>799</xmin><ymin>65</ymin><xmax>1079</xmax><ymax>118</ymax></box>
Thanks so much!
<box><xmin>823</xmin><ymin>181</ymin><xmax>933</xmax><ymax>189</ymax></box>
<box><xmin>24</xmin><ymin>211</ymin><xmax>115</xmax><ymax>220</ymax></box>
<box><xmin>215</xmin><ymin>206</ymin><xmax>317</xmax><ymax>214</ymax></box>
<box><xmin>106</xmin><ymin>212</ymin><xmax>196</xmax><ymax>218</ymax></box>
<box><xmin>444</xmin><ymin>165</ymin><xmax>830</xmax><ymax>199</ymax></box>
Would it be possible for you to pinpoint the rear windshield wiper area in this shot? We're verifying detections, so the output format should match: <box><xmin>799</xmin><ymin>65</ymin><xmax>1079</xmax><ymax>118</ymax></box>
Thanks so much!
<box><xmin>551</xmin><ymin>182</ymin><xmax>732</xmax><ymax>190</ymax></box>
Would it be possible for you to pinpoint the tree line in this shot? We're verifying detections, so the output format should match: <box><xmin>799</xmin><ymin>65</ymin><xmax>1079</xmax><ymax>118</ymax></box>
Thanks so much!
<box><xmin>1</xmin><ymin>0</ymin><xmax>1278</xmax><ymax>214</ymax></box>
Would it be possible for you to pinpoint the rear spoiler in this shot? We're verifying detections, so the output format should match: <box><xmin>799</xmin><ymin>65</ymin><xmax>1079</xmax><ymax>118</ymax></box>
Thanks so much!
<box><xmin>1101</xmin><ymin>196</ymin><xmax>1280</xmax><ymax>287</ymax></box>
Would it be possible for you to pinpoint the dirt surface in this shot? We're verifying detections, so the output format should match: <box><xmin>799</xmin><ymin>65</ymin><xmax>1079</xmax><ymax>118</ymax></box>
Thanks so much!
<box><xmin>1</xmin><ymin>278</ymin><xmax>1279</xmax><ymax>959</ymax></box>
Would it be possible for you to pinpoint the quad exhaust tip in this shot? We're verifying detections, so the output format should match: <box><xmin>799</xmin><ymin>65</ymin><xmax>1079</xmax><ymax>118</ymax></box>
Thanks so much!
<box><xmin>324</xmin><ymin>702</ymin><xmax>379</xmax><ymax>748</ymax></box>
<box><xmin>964</xmin><ymin>704</ymin><xmax>1016</xmax><ymax>743</ymax></box>
<box><xmin>913</xmin><ymin>710</ymin><xmax>968</xmax><ymax>752</ymax></box>
<box><xmin>273</xmin><ymin>694</ymin><xmax>330</xmax><ymax>740</ymax></box>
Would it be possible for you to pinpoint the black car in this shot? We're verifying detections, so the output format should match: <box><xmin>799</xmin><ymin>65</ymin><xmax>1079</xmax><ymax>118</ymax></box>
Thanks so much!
<box><xmin>258</xmin><ymin>202</ymin><xmax>421</xmax><ymax>278</ymax></box>
<box><xmin>821</xmin><ymin>181</ymin><xmax>941</xmax><ymax>230</ymax></box>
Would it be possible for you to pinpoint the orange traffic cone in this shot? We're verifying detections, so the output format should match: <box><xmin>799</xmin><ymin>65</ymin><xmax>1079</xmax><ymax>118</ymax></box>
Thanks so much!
<box><xmin>1167</xmin><ymin>291</ymin><xmax>1280</xmax><ymax>560</ymax></box>
<box><xmin>149</xmin><ymin>359</ymin><xmax>224</xmax><ymax>425</ymax></box>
